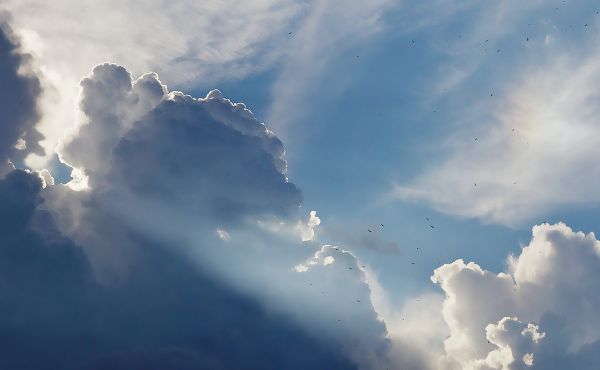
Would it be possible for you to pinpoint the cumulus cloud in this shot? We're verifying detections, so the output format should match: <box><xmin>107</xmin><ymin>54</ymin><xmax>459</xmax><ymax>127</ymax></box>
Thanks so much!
<box><xmin>60</xmin><ymin>63</ymin><xmax>301</xmax><ymax>224</ymax></box>
<box><xmin>0</xmin><ymin>19</ymin><xmax>43</xmax><ymax>175</ymax></box>
<box><xmin>0</xmin><ymin>48</ymin><xmax>372</xmax><ymax>368</ymax></box>
<box><xmin>389</xmin><ymin>223</ymin><xmax>600</xmax><ymax>370</ymax></box>
<box><xmin>1</xmin><ymin>0</ymin><xmax>305</xmax><ymax>167</ymax></box>
<box><xmin>289</xmin><ymin>245</ymin><xmax>391</xmax><ymax>369</ymax></box>
<box><xmin>31</xmin><ymin>62</ymin><xmax>393</xmax><ymax>369</ymax></box>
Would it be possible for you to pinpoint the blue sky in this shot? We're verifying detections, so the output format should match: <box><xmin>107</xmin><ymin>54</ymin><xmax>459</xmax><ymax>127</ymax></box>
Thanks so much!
<box><xmin>197</xmin><ymin>0</ymin><xmax>600</xmax><ymax>302</ymax></box>
<box><xmin>3</xmin><ymin>1</ymin><xmax>600</xmax><ymax>369</ymax></box>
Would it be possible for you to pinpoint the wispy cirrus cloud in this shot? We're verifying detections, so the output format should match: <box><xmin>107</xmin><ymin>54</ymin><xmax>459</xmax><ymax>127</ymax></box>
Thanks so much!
<box><xmin>392</xmin><ymin>3</ymin><xmax>600</xmax><ymax>226</ymax></box>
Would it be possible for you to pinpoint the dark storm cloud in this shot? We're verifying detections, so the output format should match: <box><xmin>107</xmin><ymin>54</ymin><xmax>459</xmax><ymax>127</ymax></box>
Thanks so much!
<box><xmin>0</xmin><ymin>170</ymin><xmax>355</xmax><ymax>370</ymax></box>
<box><xmin>0</xmin><ymin>19</ymin><xmax>43</xmax><ymax>173</ymax></box>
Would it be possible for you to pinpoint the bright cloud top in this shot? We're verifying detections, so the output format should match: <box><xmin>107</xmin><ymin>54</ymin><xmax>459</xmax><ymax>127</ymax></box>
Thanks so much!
<box><xmin>396</xmin><ymin>223</ymin><xmax>600</xmax><ymax>370</ymax></box>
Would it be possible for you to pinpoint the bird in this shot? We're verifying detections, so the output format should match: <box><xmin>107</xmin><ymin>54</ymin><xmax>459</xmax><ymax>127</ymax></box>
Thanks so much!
<box><xmin>474</xmin><ymin>137</ymin><xmax>478</xmax><ymax>141</ymax></box>
<box><xmin>380</xmin><ymin>223</ymin><xmax>384</xmax><ymax>227</ymax></box>
<box><xmin>526</xmin><ymin>37</ymin><xmax>529</xmax><ymax>42</ymax></box>
<box><xmin>429</xmin><ymin>225</ymin><xmax>435</xmax><ymax>229</ymax></box>
<box><xmin>411</xmin><ymin>262</ymin><xmax>415</xmax><ymax>265</ymax></box>
<box><xmin>368</xmin><ymin>229</ymin><xmax>372</xmax><ymax>233</ymax></box>
<box><xmin>425</xmin><ymin>217</ymin><xmax>430</xmax><ymax>221</ymax></box>
<box><xmin>496</xmin><ymin>49</ymin><xmax>500</xmax><ymax>53</ymax></box>
<box><xmin>356</xmin><ymin>299</ymin><xmax>361</xmax><ymax>303</ymax></box>
<box><xmin>348</xmin><ymin>267</ymin><xmax>353</xmax><ymax>270</ymax></box>
<box><xmin>484</xmin><ymin>39</ymin><xmax>489</xmax><ymax>43</ymax></box>
<box><xmin>474</xmin><ymin>183</ymin><xmax>477</xmax><ymax>187</ymax></box>
<box><xmin>288</xmin><ymin>31</ymin><xmax>293</xmax><ymax>35</ymax></box>
<box><xmin>411</xmin><ymin>39</ymin><xmax>415</xmax><ymax>44</ymax></box>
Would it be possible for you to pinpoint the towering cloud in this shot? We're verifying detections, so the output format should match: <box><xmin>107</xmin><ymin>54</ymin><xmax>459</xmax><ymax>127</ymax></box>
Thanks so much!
<box><xmin>61</xmin><ymin>63</ymin><xmax>302</xmax><ymax>223</ymax></box>
<box><xmin>0</xmin><ymin>25</ymin><xmax>381</xmax><ymax>369</ymax></box>
<box><xmin>10</xmin><ymin>61</ymin><xmax>392</xmax><ymax>369</ymax></box>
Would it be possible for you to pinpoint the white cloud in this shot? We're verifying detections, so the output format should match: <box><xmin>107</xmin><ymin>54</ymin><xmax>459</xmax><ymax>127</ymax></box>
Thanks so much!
<box><xmin>1</xmin><ymin>0</ymin><xmax>304</xmax><ymax>168</ymax></box>
<box><xmin>267</xmin><ymin>0</ymin><xmax>395</xmax><ymax>136</ymax></box>
<box><xmin>294</xmin><ymin>244</ymin><xmax>340</xmax><ymax>272</ymax></box>
<box><xmin>37</xmin><ymin>168</ymin><xmax>54</xmax><ymax>187</ymax></box>
<box><xmin>394</xmin><ymin>50</ymin><xmax>600</xmax><ymax>226</ymax></box>
<box><xmin>294</xmin><ymin>210</ymin><xmax>321</xmax><ymax>241</ymax></box>
<box><xmin>39</xmin><ymin>62</ymin><xmax>393</xmax><ymax>369</ymax></box>
<box><xmin>380</xmin><ymin>222</ymin><xmax>600</xmax><ymax>369</ymax></box>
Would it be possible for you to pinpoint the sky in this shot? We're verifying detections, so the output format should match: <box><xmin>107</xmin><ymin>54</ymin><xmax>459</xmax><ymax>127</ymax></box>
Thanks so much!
<box><xmin>2</xmin><ymin>1</ymin><xmax>600</xmax><ymax>369</ymax></box>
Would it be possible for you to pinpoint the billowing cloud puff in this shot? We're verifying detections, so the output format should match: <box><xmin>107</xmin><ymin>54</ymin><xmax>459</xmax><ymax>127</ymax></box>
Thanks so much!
<box><xmin>422</xmin><ymin>223</ymin><xmax>600</xmax><ymax>369</ymax></box>
<box><xmin>61</xmin><ymin>63</ymin><xmax>301</xmax><ymax>224</ymax></box>
<box><xmin>36</xmin><ymin>63</ymin><xmax>392</xmax><ymax>369</ymax></box>
<box><xmin>294</xmin><ymin>210</ymin><xmax>321</xmax><ymax>241</ymax></box>
<box><xmin>1</xmin><ymin>0</ymin><xmax>305</xmax><ymax>167</ymax></box>
<box><xmin>0</xmin><ymin>17</ymin><xmax>390</xmax><ymax>364</ymax></box>
<box><xmin>0</xmin><ymin>20</ymin><xmax>43</xmax><ymax>174</ymax></box>
<box><xmin>290</xmin><ymin>245</ymin><xmax>391</xmax><ymax>369</ymax></box>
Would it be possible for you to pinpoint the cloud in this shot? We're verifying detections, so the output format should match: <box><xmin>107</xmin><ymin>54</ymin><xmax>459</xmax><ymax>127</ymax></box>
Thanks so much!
<box><xmin>61</xmin><ymin>63</ymin><xmax>302</xmax><ymax>225</ymax></box>
<box><xmin>294</xmin><ymin>210</ymin><xmax>321</xmax><ymax>241</ymax></box>
<box><xmin>290</xmin><ymin>245</ymin><xmax>391</xmax><ymax>369</ymax></box>
<box><xmin>36</xmin><ymin>62</ymin><xmax>393</xmax><ymax>369</ymax></box>
<box><xmin>0</xmin><ymin>19</ymin><xmax>43</xmax><ymax>174</ymax></box>
<box><xmin>389</xmin><ymin>3</ymin><xmax>600</xmax><ymax>227</ymax></box>
<box><xmin>1</xmin><ymin>1</ymin><xmax>306</xmax><ymax>168</ymax></box>
<box><xmin>394</xmin><ymin>49</ymin><xmax>600</xmax><ymax>227</ymax></box>
<box><xmin>266</xmin><ymin>0</ymin><xmax>394</xmax><ymax>136</ymax></box>
<box><xmin>0</xmin><ymin>169</ymin><xmax>361</xmax><ymax>370</ymax></box>
<box><xmin>390</xmin><ymin>223</ymin><xmax>600</xmax><ymax>369</ymax></box>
